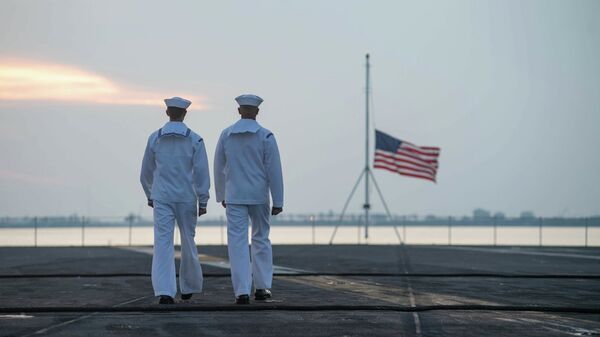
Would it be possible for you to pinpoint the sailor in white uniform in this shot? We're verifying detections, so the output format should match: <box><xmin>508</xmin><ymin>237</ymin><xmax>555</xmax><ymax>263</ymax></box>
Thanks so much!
<box><xmin>214</xmin><ymin>94</ymin><xmax>284</xmax><ymax>304</ymax></box>
<box><xmin>140</xmin><ymin>97</ymin><xmax>210</xmax><ymax>304</ymax></box>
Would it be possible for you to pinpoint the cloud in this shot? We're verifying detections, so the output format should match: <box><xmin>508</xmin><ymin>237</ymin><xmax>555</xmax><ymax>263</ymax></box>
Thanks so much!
<box><xmin>0</xmin><ymin>59</ymin><xmax>203</xmax><ymax>107</ymax></box>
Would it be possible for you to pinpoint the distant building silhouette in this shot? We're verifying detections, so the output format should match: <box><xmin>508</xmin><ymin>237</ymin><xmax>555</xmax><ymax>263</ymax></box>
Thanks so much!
<box><xmin>493</xmin><ymin>212</ymin><xmax>506</xmax><ymax>220</ymax></box>
<box><xmin>473</xmin><ymin>208</ymin><xmax>491</xmax><ymax>220</ymax></box>
<box><xmin>520</xmin><ymin>211</ymin><xmax>536</xmax><ymax>219</ymax></box>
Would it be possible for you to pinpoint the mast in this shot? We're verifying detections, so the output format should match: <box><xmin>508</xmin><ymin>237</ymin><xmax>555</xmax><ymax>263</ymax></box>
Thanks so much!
<box><xmin>364</xmin><ymin>54</ymin><xmax>371</xmax><ymax>239</ymax></box>
<box><xmin>330</xmin><ymin>53</ymin><xmax>398</xmax><ymax>244</ymax></box>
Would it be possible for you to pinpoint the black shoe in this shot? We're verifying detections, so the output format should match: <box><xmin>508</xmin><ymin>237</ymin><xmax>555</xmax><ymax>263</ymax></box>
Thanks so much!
<box><xmin>181</xmin><ymin>293</ymin><xmax>193</xmax><ymax>300</ymax></box>
<box><xmin>158</xmin><ymin>295</ymin><xmax>175</xmax><ymax>304</ymax></box>
<box><xmin>235</xmin><ymin>294</ymin><xmax>250</xmax><ymax>304</ymax></box>
<box><xmin>254</xmin><ymin>289</ymin><xmax>272</xmax><ymax>301</ymax></box>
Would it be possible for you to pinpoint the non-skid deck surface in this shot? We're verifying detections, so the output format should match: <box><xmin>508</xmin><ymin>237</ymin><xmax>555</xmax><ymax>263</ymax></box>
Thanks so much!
<box><xmin>0</xmin><ymin>245</ymin><xmax>599</xmax><ymax>336</ymax></box>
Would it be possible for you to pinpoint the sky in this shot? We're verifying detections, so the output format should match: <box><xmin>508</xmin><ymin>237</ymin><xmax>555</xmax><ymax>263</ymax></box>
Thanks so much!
<box><xmin>0</xmin><ymin>0</ymin><xmax>599</xmax><ymax>219</ymax></box>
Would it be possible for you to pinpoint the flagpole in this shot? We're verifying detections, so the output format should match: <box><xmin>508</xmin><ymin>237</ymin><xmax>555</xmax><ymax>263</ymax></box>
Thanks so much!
<box><xmin>330</xmin><ymin>53</ymin><xmax>395</xmax><ymax>244</ymax></box>
<box><xmin>364</xmin><ymin>53</ymin><xmax>371</xmax><ymax>239</ymax></box>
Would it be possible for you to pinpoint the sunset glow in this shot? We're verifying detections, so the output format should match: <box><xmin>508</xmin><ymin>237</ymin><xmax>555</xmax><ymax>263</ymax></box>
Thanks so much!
<box><xmin>0</xmin><ymin>60</ymin><xmax>202</xmax><ymax>106</ymax></box>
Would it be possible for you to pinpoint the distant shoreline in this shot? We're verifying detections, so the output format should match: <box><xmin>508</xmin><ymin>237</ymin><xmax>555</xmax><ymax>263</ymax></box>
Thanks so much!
<box><xmin>1</xmin><ymin>218</ymin><xmax>599</xmax><ymax>228</ymax></box>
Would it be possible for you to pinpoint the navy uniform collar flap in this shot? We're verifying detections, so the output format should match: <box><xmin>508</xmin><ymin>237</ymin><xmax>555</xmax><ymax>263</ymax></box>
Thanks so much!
<box><xmin>229</xmin><ymin>119</ymin><xmax>261</xmax><ymax>135</ymax></box>
<box><xmin>159</xmin><ymin>121</ymin><xmax>190</xmax><ymax>137</ymax></box>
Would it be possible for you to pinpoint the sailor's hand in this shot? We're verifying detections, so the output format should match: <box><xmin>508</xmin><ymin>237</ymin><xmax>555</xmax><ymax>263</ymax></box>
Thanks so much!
<box><xmin>271</xmin><ymin>207</ymin><xmax>283</xmax><ymax>216</ymax></box>
<box><xmin>221</xmin><ymin>201</ymin><xmax>226</xmax><ymax>209</ymax></box>
<box><xmin>147</xmin><ymin>199</ymin><xmax>154</xmax><ymax>208</ymax></box>
<box><xmin>198</xmin><ymin>207</ymin><xmax>207</xmax><ymax>217</ymax></box>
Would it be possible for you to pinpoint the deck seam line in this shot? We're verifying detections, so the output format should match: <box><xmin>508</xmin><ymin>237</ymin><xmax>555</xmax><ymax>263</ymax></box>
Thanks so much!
<box><xmin>3</xmin><ymin>273</ymin><xmax>598</xmax><ymax>278</ymax></box>
<box><xmin>2</xmin><ymin>305</ymin><xmax>598</xmax><ymax>314</ymax></box>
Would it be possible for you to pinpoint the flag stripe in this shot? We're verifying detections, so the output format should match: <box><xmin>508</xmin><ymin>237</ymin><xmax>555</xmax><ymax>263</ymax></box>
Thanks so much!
<box><xmin>374</xmin><ymin>158</ymin><xmax>437</xmax><ymax>178</ymax></box>
<box><xmin>401</xmin><ymin>142</ymin><xmax>440</xmax><ymax>156</ymax></box>
<box><xmin>375</xmin><ymin>150</ymin><xmax>439</xmax><ymax>169</ymax></box>
<box><xmin>420</xmin><ymin>146</ymin><xmax>440</xmax><ymax>151</ymax></box>
<box><xmin>397</xmin><ymin>148</ymin><xmax>439</xmax><ymax>163</ymax></box>
<box><xmin>373</xmin><ymin>164</ymin><xmax>436</xmax><ymax>182</ymax></box>
<box><xmin>373</xmin><ymin>164</ymin><xmax>399</xmax><ymax>174</ymax></box>
<box><xmin>397</xmin><ymin>170</ymin><xmax>436</xmax><ymax>182</ymax></box>
<box><xmin>401</xmin><ymin>146</ymin><xmax>440</xmax><ymax>157</ymax></box>
<box><xmin>373</xmin><ymin>162</ymin><xmax>399</xmax><ymax>172</ymax></box>
<box><xmin>374</xmin><ymin>158</ymin><xmax>437</xmax><ymax>176</ymax></box>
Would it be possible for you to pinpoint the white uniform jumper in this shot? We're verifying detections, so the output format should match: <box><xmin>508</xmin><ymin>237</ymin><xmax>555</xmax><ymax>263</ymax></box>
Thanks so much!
<box><xmin>214</xmin><ymin>119</ymin><xmax>284</xmax><ymax>296</ymax></box>
<box><xmin>140</xmin><ymin>121</ymin><xmax>210</xmax><ymax>298</ymax></box>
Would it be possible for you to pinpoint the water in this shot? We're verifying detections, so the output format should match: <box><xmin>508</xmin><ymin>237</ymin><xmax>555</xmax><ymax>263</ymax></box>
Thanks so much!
<box><xmin>0</xmin><ymin>225</ymin><xmax>598</xmax><ymax>246</ymax></box>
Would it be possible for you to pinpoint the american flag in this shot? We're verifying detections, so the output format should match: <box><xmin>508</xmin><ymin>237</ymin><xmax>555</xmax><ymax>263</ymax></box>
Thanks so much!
<box><xmin>374</xmin><ymin>130</ymin><xmax>441</xmax><ymax>182</ymax></box>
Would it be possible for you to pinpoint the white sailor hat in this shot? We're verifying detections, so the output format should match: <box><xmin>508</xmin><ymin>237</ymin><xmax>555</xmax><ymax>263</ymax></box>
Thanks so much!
<box><xmin>235</xmin><ymin>94</ymin><xmax>263</xmax><ymax>107</ymax></box>
<box><xmin>164</xmin><ymin>97</ymin><xmax>191</xmax><ymax>109</ymax></box>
